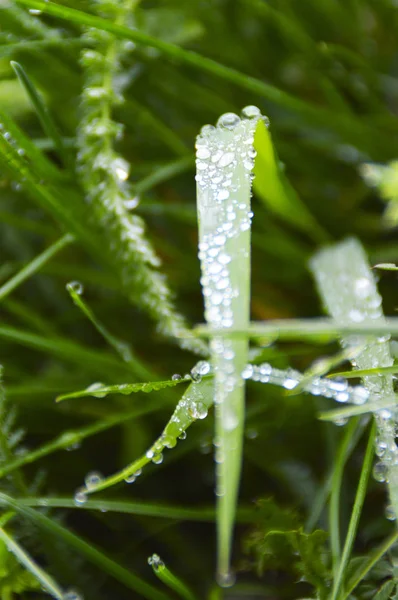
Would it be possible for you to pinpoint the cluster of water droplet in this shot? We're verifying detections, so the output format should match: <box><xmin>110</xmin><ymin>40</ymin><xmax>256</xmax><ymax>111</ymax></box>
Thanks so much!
<box><xmin>242</xmin><ymin>362</ymin><xmax>371</xmax><ymax>406</ymax></box>
<box><xmin>310</xmin><ymin>239</ymin><xmax>398</xmax><ymax>518</ymax></box>
<box><xmin>196</xmin><ymin>106</ymin><xmax>266</xmax><ymax>331</ymax></box>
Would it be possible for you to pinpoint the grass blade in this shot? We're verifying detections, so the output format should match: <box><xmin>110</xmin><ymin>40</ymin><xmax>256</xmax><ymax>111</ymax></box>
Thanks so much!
<box><xmin>148</xmin><ymin>554</ymin><xmax>198</xmax><ymax>600</ymax></box>
<box><xmin>0</xmin><ymin>525</ymin><xmax>64</xmax><ymax>599</ymax></box>
<box><xmin>0</xmin><ymin>234</ymin><xmax>74</xmax><ymax>303</ymax></box>
<box><xmin>195</xmin><ymin>108</ymin><xmax>261</xmax><ymax>584</ymax></box>
<box><xmin>10</xmin><ymin>61</ymin><xmax>69</xmax><ymax>167</ymax></box>
<box><xmin>330</xmin><ymin>422</ymin><xmax>376</xmax><ymax>600</ymax></box>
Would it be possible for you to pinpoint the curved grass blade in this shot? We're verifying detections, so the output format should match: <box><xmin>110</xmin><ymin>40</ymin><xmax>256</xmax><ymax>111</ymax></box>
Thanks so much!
<box><xmin>0</xmin><ymin>234</ymin><xmax>74</xmax><ymax>303</ymax></box>
<box><xmin>10</xmin><ymin>61</ymin><xmax>69</xmax><ymax>167</ymax></box>
<box><xmin>0</xmin><ymin>525</ymin><xmax>64</xmax><ymax>599</ymax></box>
<box><xmin>0</xmin><ymin>493</ymin><xmax>173</xmax><ymax>600</ymax></box>
<box><xmin>195</xmin><ymin>108</ymin><xmax>262</xmax><ymax>584</ymax></box>
<box><xmin>76</xmin><ymin>378</ymin><xmax>213</xmax><ymax>497</ymax></box>
<box><xmin>66</xmin><ymin>281</ymin><xmax>152</xmax><ymax>380</ymax></box>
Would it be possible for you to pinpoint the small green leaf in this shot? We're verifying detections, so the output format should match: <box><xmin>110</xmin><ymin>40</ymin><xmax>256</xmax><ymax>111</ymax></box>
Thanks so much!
<box><xmin>374</xmin><ymin>580</ymin><xmax>396</xmax><ymax>600</ymax></box>
<box><xmin>373</xmin><ymin>263</ymin><xmax>398</xmax><ymax>271</ymax></box>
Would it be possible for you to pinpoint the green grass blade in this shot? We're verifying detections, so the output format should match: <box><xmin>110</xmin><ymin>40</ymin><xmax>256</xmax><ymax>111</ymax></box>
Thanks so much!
<box><xmin>195</xmin><ymin>109</ymin><xmax>260</xmax><ymax>584</ymax></box>
<box><xmin>10</xmin><ymin>61</ymin><xmax>69</xmax><ymax>167</ymax></box>
<box><xmin>194</xmin><ymin>318</ymin><xmax>398</xmax><ymax>341</ymax></box>
<box><xmin>0</xmin><ymin>233</ymin><xmax>74</xmax><ymax>303</ymax></box>
<box><xmin>0</xmin><ymin>493</ymin><xmax>173</xmax><ymax>600</ymax></box>
<box><xmin>330</xmin><ymin>422</ymin><xmax>376</xmax><ymax>600</ymax></box>
<box><xmin>329</xmin><ymin>417</ymin><xmax>361</xmax><ymax>574</ymax></box>
<box><xmin>148</xmin><ymin>554</ymin><xmax>198</xmax><ymax>600</ymax></box>
<box><xmin>56</xmin><ymin>377</ymin><xmax>185</xmax><ymax>402</ymax></box>
<box><xmin>0</xmin><ymin>325</ymin><xmax>132</xmax><ymax>377</ymax></box>
<box><xmin>17</xmin><ymin>497</ymin><xmax>257</xmax><ymax>523</ymax></box>
<box><xmin>66</xmin><ymin>282</ymin><xmax>153</xmax><ymax>380</ymax></box>
<box><xmin>0</xmin><ymin>526</ymin><xmax>64</xmax><ymax>599</ymax></box>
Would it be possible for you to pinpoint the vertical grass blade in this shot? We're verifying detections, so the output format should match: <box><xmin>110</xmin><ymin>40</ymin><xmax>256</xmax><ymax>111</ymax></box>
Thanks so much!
<box><xmin>196</xmin><ymin>106</ymin><xmax>264</xmax><ymax>584</ymax></box>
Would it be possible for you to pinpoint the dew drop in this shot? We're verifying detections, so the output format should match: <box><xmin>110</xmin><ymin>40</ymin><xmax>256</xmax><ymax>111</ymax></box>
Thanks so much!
<box><xmin>172</xmin><ymin>373</ymin><xmax>182</xmax><ymax>381</ymax></box>
<box><xmin>148</xmin><ymin>554</ymin><xmax>165</xmax><ymax>572</ymax></box>
<box><xmin>29</xmin><ymin>8</ymin><xmax>42</xmax><ymax>15</ymax></box>
<box><xmin>218</xmin><ymin>152</ymin><xmax>235</xmax><ymax>167</ymax></box>
<box><xmin>163</xmin><ymin>434</ymin><xmax>177</xmax><ymax>449</ymax></box>
<box><xmin>217</xmin><ymin>189</ymin><xmax>229</xmax><ymax>201</ymax></box>
<box><xmin>241</xmin><ymin>105</ymin><xmax>261</xmax><ymax>119</ymax></box>
<box><xmin>146</xmin><ymin>449</ymin><xmax>154</xmax><ymax>459</ymax></box>
<box><xmin>217</xmin><ymin>112</ymin><xmax>240</xmax><ymax>130</ymax></box>
<box><xmin>200</xmin><ymin>124</ymin><xmax>215</xmax><ymax>135</ymax></box>
<box><xmin>124</xmin><ymin>474</ymin><xmax>136</xmax><ymax>484</ymax></box>
<box><xmin>85</xmin><ymin>382</ymin><xmax>107</xmax><ymax>398</ymax></box>
<box><xmin>178</xmin><ymin>431</ymin><xmax>187</xmax><ymax>440</ymax></box>
<box><xmin>385</xmin><ymin>504</ymin><xmax>396</xmax><ymax>521</ymax></box>
<box><xmin>196</xmin><ymin>361</ymin><xmax>211</xmax><ymax>375</ymax></box>
<box><xmin>189</xmin><ymin>401</ymin><xmax>208</xmax><ymax>420</ymax></box>
<box><xmin>152</xmin><ymin>453</ymin><xmax>163</xmax><ymax>465</ymax></box>
<box><xmin>84</xmin><ymin>471</ymin><xmax>103</xmax><ymax>490</ymax></box>
<box><xmin>348</xmin><ymin>308</ymin><xmax>365</xmax><ymax>323</ymax></box>
<box><xmin>74</xmin><ymin>488</ymin><xmax>87</xmax><ymax>506</ymax></box>
<box><xmin>197</xmin><ymin>147</ymin><xmax>211</xmax><ymax>159</ymax></box>
<box><xmin>217</xmin><ymin>570</ymin><xmax>236</xmax><ymax>588</ymax></box>
<box><xmin>113</xmin><ymin>158</ymin><xmax>130</xmax><ymax>181</ymax></box>
<box><xmin>241</xmin><ymin>365</ymin><xmax>254</xmax><ymax>379</ymax></box>
<box><xmin>373</xmin><ymin>461</ymin><xmax>388</xmax><ymax>483</ymax></box>
<box><xmin>67</xmin><ymin>281</ymin><xmax>83</xmax><ymax>295</ymax></box>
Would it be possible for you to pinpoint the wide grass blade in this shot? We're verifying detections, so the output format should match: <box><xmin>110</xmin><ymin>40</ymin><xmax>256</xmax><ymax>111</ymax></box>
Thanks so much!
<box><xmin>195</xmin><ymin>108</ymin><xmax>262</xmax><ymax>584</ymax></box>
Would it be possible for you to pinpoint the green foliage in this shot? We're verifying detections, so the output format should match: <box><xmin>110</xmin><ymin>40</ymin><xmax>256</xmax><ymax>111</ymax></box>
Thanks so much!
<box><xmin>244</xmin><ymin>498</ymin><xmax>330</xmax><ymax>597</ymax></box>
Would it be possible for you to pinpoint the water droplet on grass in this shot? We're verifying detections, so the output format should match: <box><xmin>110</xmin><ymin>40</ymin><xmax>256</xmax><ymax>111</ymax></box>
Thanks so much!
<box><xmin>373</xmin><ymin>461</ymin><xmax>388</xmax><ymax>482</ymax></box>
<box><xmin>74</xmin><ymin>488</ymin><xmax>87</xmax><ymax>506</ymax></box>
<box><xmin>84</xmin><ymin>471</ymin><xmax>103</xmax><ymax>489</ymax></box>
<box><xmin>217</xmin><ymin>112</ymin><xmax>240</xmax><ymax>130</ymax></box>
<box><xmin>148</xmin><ymin>554</ymin><xmax>165</xmax><ymax>572</ymax></box>
<box><xmin>67</xmin><ymin>281</ymin><xmax>83</xmax><ymax>295</ymax></box>
<box><xmin>85</xmin><ymin>382</ymin><xmax>107</xmax><ymax>398</ymax></box>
